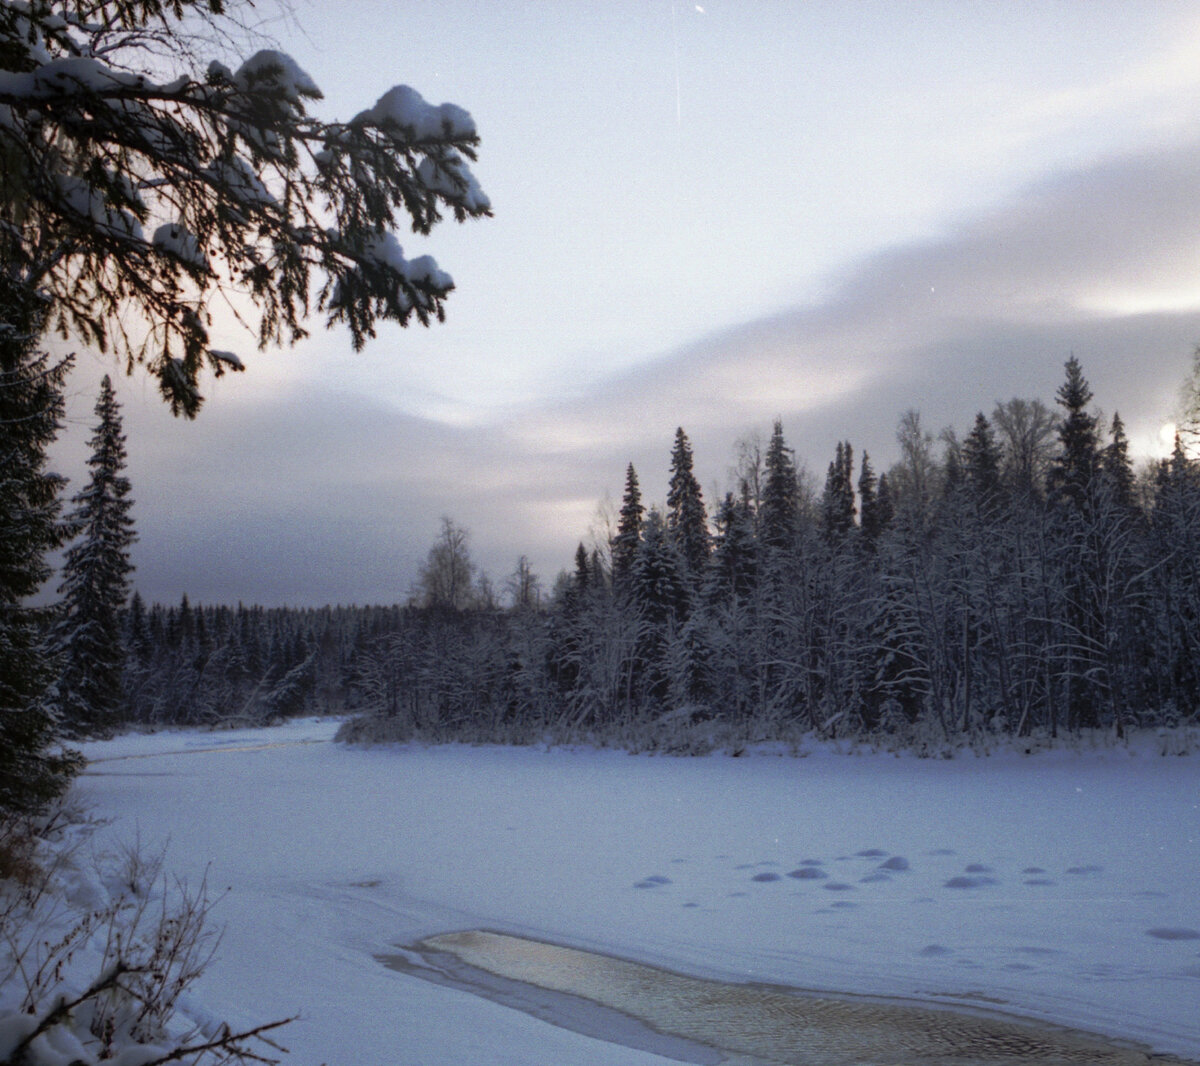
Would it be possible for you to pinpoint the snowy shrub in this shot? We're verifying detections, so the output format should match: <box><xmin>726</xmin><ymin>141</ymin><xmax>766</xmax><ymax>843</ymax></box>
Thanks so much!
<box><xmin>0</xmin><ymin>812</ymin><xmax>291</xmax><ymax>1066</ymax></box>
<box><xmin>1155</xmin><ymin>726</ymin><xmax>1200</xmax><ymax>756</ymax></box>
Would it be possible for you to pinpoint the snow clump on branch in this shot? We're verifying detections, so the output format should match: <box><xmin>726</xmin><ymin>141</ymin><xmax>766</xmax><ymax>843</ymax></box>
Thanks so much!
<box><xmin>0</xmin><ymin>2</ymin><xmax>491</xmax><ymax>417</ymax></box>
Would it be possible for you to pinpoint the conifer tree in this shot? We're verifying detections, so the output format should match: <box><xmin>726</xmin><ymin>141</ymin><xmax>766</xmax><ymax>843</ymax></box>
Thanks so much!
<box><xmin>1047</xmin><ymin>357</ymin><xmax>1104</xmax><ymax>730</ymax></box>
<box><xmin>858</xmin><ymin>453</ymin><xmax>882</xmax><ymax>548</ymax></box>
<box><xmin>760</xmin><ymin>420</ymin><xmax>799</xmax><ymax>552</ymax></box>
<box><xmin>1048</xmin><ymin>357</ymin><xmax>1101</xmax><ymax>512</ymax></box>
<box><xmin>874</xmin><ymin>472</ymin><xmax>895</xmax><ymax>534</ymax></box>
<box><xmin>1150</xmin><ymin>435</ymin><xmax>1200</xmax><ymax>714</ymax></box>
<box><xmin>821</xmin><ymin>440</ymin><xmax>856</xmax><ymax>542</ymax></box>
<box><xmin>573</xmin><ymin>543</ymin><xmax>591</xmax><ymax>595</ymax></box>
<box><xmin>630</xmin><ymin>508</ymin><xmax>691</xmax><ymax>702</ymax></box>
<box><xmin>631</xmin><ymin>509</ymin><xmax>691</xmax><ymax>628</ymax></box>
<box><xmin>707</xmin><ymin>489</ymin><xmax>758</xmax><ymax>604</ymax></box>
<box><xmin>666</xmin><ymin>428</ymin><xmax>710</xmax><ymax>580</ymax></box>
<box><xmin>963</xmin><ymin>412</ymin><xmax>1003</xmax><ymax>514</ymax></box>
<box><xmin>612</xmin><ymin>463</ymin><xmax>644</xmax><ymax>589</ymax></box>
<box><xmin>0</xmin><ymin>291</ymin><xmax>81</xmax><ymax>814</ymax></box>
<box><xmin>1101</xmin><ymin>412</ymin><xmax>1136</xmax><ymax>511</ymax></box>
<box><xmin>55</xmin><ymin>376</ymin><xmax>138</xmax><ymax>735</ymax></box>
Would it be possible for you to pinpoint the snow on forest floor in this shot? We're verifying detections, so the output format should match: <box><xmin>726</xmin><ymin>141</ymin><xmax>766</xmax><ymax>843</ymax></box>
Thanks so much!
<box><xmin>69</xmin><ymin>719</ymin><xmax>1200</xmax><ymax>1065</ymax></box>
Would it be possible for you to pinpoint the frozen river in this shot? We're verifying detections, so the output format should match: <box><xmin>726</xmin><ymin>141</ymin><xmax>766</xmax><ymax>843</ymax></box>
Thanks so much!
<box><xmin>77</xmin><ymin>719</ymin><xmax>1200</xmax><ymax>1065</ymax></box>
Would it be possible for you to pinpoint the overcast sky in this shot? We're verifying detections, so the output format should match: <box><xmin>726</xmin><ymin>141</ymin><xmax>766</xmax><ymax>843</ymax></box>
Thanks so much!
<box><xmin>49</xmin><ymin>0</ymin><xmax>1200</xmax><ymax>607</ymax></box>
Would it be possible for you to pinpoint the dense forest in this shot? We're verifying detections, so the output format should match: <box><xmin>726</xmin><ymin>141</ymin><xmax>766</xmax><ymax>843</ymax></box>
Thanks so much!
<box><xmin>80</xmin><ymin>356</ymin><xmax>1200</xmax><ymax>755</ymax></box>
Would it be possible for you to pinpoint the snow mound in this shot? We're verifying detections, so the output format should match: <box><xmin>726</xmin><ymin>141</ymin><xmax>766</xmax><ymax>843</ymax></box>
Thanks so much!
<box><xmin>233</xmin><ymin>50</ymin><xmax>321</xmax><ymax>103</ymax></box>
<box><xmin>353</xmin><ymin>85</ymin><xmax>476</xmax><ymax>139</ymax></box>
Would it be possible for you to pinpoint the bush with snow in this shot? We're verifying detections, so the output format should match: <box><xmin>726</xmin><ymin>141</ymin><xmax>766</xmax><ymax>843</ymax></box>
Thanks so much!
<box><xmin>0</xmin><ymin>811</ymin><xmax>289</xmax><ymax>1066</ymax></box>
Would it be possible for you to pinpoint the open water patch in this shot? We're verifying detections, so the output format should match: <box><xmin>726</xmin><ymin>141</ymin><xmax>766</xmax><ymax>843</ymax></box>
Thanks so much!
<box><xmin>380</xmin><ymin>930</ymin><xmax>1196</xmax><ymax>1066</ymax></box>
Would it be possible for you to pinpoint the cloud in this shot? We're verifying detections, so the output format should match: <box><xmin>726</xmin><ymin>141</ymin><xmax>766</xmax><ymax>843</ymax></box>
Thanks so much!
<box><xmin>51</xmin><ymin>134</ymin><xmax>1200</xmax><ymax>606</ymax></box>
<box><xmin>513</xmin><ymin>136</ymin><xmax>1200</xmax><ymax>478</ymax></box>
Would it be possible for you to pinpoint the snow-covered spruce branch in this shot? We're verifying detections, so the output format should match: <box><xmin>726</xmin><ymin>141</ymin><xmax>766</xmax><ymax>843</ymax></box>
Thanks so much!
<box><xmin>1</xmin><ymin>1</ymin><xmax>490</xmax><ymax>416</ymax></box>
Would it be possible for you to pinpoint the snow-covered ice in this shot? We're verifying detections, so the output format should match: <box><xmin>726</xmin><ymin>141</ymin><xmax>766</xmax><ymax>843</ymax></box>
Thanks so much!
<box><xmin>71</xmin><ymin>720</ymin><xmax>1200</xmax><ymax>1065</ymax></box>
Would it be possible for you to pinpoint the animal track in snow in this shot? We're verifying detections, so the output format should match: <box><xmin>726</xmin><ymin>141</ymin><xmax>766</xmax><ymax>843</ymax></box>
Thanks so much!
<box><xmin>788</xmin><ymin>867</ymin><xmax>828</xmax><ymax>880</ymax></box>
<box><xmin>945</xmin><ymin>874</ymin><xmax>998</xmax><ymax>889</ymax></box>
<box><xmin>1146</xmin><ymin>927</ymin><xmax>1200</xmax><ymax>941</ymax></box>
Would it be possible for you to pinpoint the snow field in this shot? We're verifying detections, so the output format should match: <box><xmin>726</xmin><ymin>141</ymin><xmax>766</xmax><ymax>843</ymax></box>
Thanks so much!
<box><xmin>73</xmin><ymin>721</ymin><xmax>1200</xmax><ymax>1065</ymax></box>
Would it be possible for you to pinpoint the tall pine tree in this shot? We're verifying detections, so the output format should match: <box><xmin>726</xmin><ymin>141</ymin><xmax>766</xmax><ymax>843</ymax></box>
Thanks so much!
<box><xmin>55</xmin><ymin>376</ymin><xmax>138</xmax><ymax>736</ymax></box>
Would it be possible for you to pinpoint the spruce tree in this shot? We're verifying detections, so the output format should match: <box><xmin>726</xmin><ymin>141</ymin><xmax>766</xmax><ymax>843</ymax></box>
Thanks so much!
<box><xmin>1048</xmin><ymin>356</ymin><xmax>1100</xmax><ymax>513</ymax></box>
<box><xmin>1</xmin><ymin>4</ymin><xmax>491</xmax><ymax>416</ymax></box>
<box><xmin>1046</xmin><ymin>357</ymin><xmax>1104</xmax><ymax>731</ymax></box>
<box><xmin>1151</xmin><ymin>435</ymin><xmax>1200</xmax><ymax>713</ymax></box>
<box><xmin>573</xmin><ymin>543</ymin><xmax>591</xmax><ymax>595</ymax></box>
<box><xmin>612</xmin><ymin>463</ymin><xmax>644</xmax><ymax>589</ymax></box>
<box><xmin>629</xmin><ymin>509</ymin><xmax>691</xmax><ymax>703</ymax></box>
<box><xmin>858</xmin><ymin>453</ymin><xmax>882</xmax><ymax>548</ymax></box>
<box><xmin>0</xmin><ymin>288</ymin><xmax>81</xmax><ymax>815</ymax></box>
<box><xmin>874</xmin><ymin>472</ymin><xmax>895</xmax><ymax>535</ymax></box>
<box><xmin>821</xmin><ymin>440</ymin><xmax>856</xmax><ymax>542</ymax></box>
<box><xmin>1101</xmin><ymin>412</ymin><xmax>1136</xmax><ymax>512</ymax></box>
<box><xmin>666</xmin><ymin>428</ymin><xmax>710</xmax><ymax>581</ymax></box>
<box><xmin>631</xmin><ymin>509</ymin><xmax>691</xmax><ymax>628</ymax></box>
<box><xmin>963</xmin><ymin>412</ymin><xmax>1003</xmax><ymax>514</ymax></box>
<box><xmin>55</xmin><ymin>376</ymin><xmax>138</xmax><ymax>736</ymax></box>
<box><xmin>760</xmin><ymin>420</ymin><xmax>799</xmax><ymax>552</ymax></box>
<box><xmin>707</xmin><ymin>488</ymin><xmax>758</xmax><ymax>604</ymax></box>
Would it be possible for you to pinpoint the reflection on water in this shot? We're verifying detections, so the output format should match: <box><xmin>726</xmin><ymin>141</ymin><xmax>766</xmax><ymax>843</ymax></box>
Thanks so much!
<box><xmin>387</xmin><ymin>930</ymin><xmax>1194</xmax><ymax>1066</ymax></box>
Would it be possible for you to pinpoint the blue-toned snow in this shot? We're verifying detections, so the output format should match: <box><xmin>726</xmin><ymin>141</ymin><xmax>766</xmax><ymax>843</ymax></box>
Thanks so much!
<box><xmin>73</xmin><ymin>720</ymin><xmax>1200</xmax><ymax>1065</ymax></box>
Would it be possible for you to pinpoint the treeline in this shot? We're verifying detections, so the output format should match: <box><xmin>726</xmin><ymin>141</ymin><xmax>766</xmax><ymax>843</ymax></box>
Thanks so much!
<box><xmin>81</xmin><ymin>357</ymin><xmax>1200</xmax><ymax>753</ymax></box>
<box><xmin>341</xmin><ymin>357</ymin><xmax>1200</xmax><ymax>752</ymax></box>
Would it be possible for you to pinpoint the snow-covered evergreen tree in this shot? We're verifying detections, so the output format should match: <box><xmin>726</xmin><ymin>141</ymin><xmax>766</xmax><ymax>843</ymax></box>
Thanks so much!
<box><xmin>611</xmin><ymin>463</ymin><xmax>644</xmax><ymax>589</ymax></box>
<box><xmin>857</xmin><ymin>452</ymin><xmax>880</xmax><ymax>549</ymax></box>
<box><xmin>666</xmin><ymin>427</ymin><xmax>709</xmax><ymax>581</ymax></box>
<box><xmin>962</xmin><ymin>413</ymin><xmax>1003</xmax><ymax>513</ymax></box>
<box><xmin>631</xmin><ymin>509</ymin><xmax>691</xmax><ymax>630</ymax></box>
<box><xmin>0</xmin><ymin>290</ymin><xmax>80</xmax><ymax>815</ymax></box>
<box><xmin>759</xmin><ymin>420</ymin><xmax>799</xmax><ymax>552</ymax></box>
<box><xmin>1048</xmin><ymin>357</ymin><xmax>1101</xmax><ymax>512</ymax></box>
<box><xmin>629</xmin><ymin>508</ymin><xmax>691</xmax><ymax>704</ymax></box>
<box><xmin>54</xmin><ymin>376</ymin><xmax>137</xmax><ymax>736</ymax></box>
<box><xmin>707</xmin><ymin>489</ymin><xmax>758</xmax><ymax>605</ymax></box>
<box><xmin>821</xmin><ymin>440</ymin><xmax>856</xmax><ymax>542</ymax></box>
<box><xmin>0</xmin><ymin>1</ymin><xmax>490</xmax><ymax>416</ymax></box>
<box><xmin>1101</xmin><ymin>412</ymin><xmax>1136</xmax><ymax>512</ymax></box>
